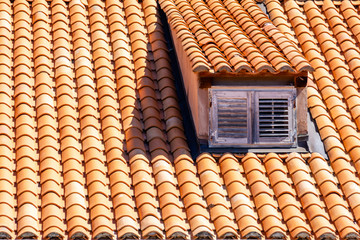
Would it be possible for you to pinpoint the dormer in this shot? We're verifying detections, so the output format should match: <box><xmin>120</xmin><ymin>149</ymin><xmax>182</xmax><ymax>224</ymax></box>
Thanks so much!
<box><xmin>160</xmin><ymin>0</ymin><xmax>313</xmax><ymax>149</ymax></box>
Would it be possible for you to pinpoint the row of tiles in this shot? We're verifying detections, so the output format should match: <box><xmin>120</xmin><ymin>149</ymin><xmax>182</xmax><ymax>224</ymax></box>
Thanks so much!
<box><xmin>264</xmin><ymin>0</ymin><xmax>360</xmax><ymax>237</ymax></box>
<box><xmin>0</xmin><ymin>0</ymin><xmax>189</xmax><ymax>239</ymax></box>
<box><xmin>2</xmin><ymin>0</ymin><xmax>360</xmax><ymax>239</ymax></box>
<box><xmin>3</xmin><ymin>133</ymin><xmax>360</xmax><ymax>240</ymax></box>
<box><xmin>265</xmin><ymin>0</ymin><xmax>360</xmax><ymax>180</ymax></box>
<box><xmin>292</xmin><ymin>0</ymin><xmax>360</xmax><ymax>6</ymax></box>
<box><xmin>158</xmin><ymin>0</ymin><xmax>312</xmax><ymax>73</ymax></box>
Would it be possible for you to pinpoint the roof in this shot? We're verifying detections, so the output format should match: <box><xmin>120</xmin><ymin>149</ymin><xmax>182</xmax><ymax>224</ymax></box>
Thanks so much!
<box><xmin>158</xmin><ymin>0</ymin><xmax>313</xmax><ymax>73</ymax></box>
<box><xmin>1</xmin><ymin>0</ymin><xmax>360</xmax><ymax>239</ymax></box>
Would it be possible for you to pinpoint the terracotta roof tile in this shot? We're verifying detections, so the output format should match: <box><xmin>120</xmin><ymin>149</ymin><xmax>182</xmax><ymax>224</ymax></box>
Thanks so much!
<box><xmin>159</xmin><ymin>0</ymin><xmax>312</xmax><ymax>73</ymax></box>
<box><xmin>263</xmin><ymin>153</ymin><xmax>311</xmax><ymax>239</ymax></box>
<box><xmin>197</xmin><ymin>154</ymin><xmax>238</xmax><ymax>239</ymax></box>
<box><xmin>4</xmin><ymin>0</ymin><xmax>360</xmax><ymax>239</ymax></box>
<box><xmin>286</xmin><ymin>153</ymin><xmax>336</xmax><ymax>239</ymax></box>
<box><xmin>243</xmin><ymin>153</ymin><xmax>287</xmax><ymax>238</ymax></box>
<box><xmin>32</xmin><ymin>1</ymin><xmax>65</xmax><ymax>238</ymax></box>
<box><xmin>219</xmin><ymin>154</ymin><xmax>262</xmax><ymax>239</ymax></box>
<box><xmin>0</xmin><ymin>3</ymin><xmax>15</xmax><ymax>238</ymax></box>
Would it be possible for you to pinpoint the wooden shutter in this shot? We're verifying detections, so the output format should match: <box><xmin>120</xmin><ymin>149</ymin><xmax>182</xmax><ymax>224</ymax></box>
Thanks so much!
<box><xmin>209</xmin><ymin>90</ymin><xmax>251</xmax><ymax>146</ymax></box>
<box><xmin>209</xmin><ymin>88</ymin><xmax>296</xmax><ymax>147</ymax></box>
<box><xmin>255</xmin><ymin>90</ymin><xmax>295</xmax><ymax>144</ymax></box>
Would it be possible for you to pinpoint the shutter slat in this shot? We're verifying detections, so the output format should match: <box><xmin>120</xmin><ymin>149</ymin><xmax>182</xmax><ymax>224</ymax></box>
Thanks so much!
<box><xmin>258</xmin><ymin>98</ymin><xmax>290</xmax><ymax>139</ymax></box>
<box><xmin>217</xmin><ymin>97</ymin><xmax>248</xmax><ymax>139</ymax></box>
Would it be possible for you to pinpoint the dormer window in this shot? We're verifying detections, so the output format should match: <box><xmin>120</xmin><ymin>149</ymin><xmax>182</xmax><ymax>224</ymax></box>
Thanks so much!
<box><xmin>159</xmin><ymin>0</ymin><xmax>313</xmax><ymax>151</ymax></box>
<box><xmin>209</xmin><ymin>88</ymin><xmax>296</xmax><ymax>147</ymax></box>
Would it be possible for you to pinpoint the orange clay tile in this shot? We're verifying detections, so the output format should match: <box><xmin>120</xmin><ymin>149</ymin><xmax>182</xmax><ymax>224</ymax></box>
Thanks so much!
<box><xmin>341</xmin><ymin>0</ymin><xmax>360</xmax><ymax>45</ymax></box>
<box><xmin>187</xmin><ymin>0</ymin><xmax>252</xmax><ymax>72</ymax></box>
<box><xmin>283</xmin><ymin>0</ymin><xmax>360</xmax><ymax>175</ymax></box>
<box><xmin>122</xmin><ymin>0</ymin><xmax>165</xmax><ymax>238</ymax></box>
<box><xmin>240</xmin><ymin>0</ymin><xmax>312</xmax><ymax>72</ymax></box>
<box><xmin>142</xmin><ymin>2</ymin><xmax>213</xmax><ymax>236</ymax></box>
<box><xmin>158</xmin><ymin>0</ymin><xmax>312</xmax><ymax>73</ymax></box>
<box><xmin>3</xmin><ymin>0</ymin><xmax>360</xmax><ymax>239</ymax></box>
<box><xmin>196</xmin><ymin>154</ymin><xmax>238</xmax><ymax>239</ymax></box>
<box><xmin>264</xmin><ymin>0</ymin><xmax>301</xmax><ymax>48</ymax></box>
<box><xmin>285</xmin><ymin>153</ymin><xmax>336</xmax><ymax>239</ymax></box>
<box><xmin>69</xmin><ymin>0</ymin><xmax>115</xmax><ymax>238</ymax></box>
<box><xmin>263</xmin><ymin>153</ymin><xmax>311</xmax><ymax>239</ymax></box>
<box><xmin>242</xmin><ymin>153</ymin><xmax>287</xmax><ymax>239</ymax></box>
<box><xmin>32</xmin><ymin>1</ymin><xmax>65</xmax><ymax>239</ymax></box>
<box><xmin>13</xmin><ymin>0</ymin><xmax>40</xmax><ymax>238</ymax></box>
<box><xmin>304</xmin><ymin>1</ymin><xmax>360</xmax><ymax>130</ymax></box>
<box><xmin>322</xmin><ymin>0</ymin><xmax>360</xmax><ymax>83</ymax></box>
<box><xmin>309</xmin><ymin>153</ymin><xmax>360</xmax><ymax>239</ymax></box>
<box><xmin>51</xmin><ymin>0</ymin><xmax>91</xmax><ymax>239</ymax></box>
<box><xmin>91</xmin><ymin>1</ymin><xmax>140</xmax><ymax>239</ymax></box>
<box><xmin>0</xmin><ymin>0</ymin><xmax>15</xmax><ymax>238</ymax></box>
<box><xmin>219</xmin><ymin>154</ymin><xmax>262</xmax><ymax>239</ymax></box>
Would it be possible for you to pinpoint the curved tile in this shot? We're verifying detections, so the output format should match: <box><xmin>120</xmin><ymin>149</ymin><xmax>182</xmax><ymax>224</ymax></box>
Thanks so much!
<box><xmin>89</xmin><ymin>1</ymin><xmax>137</xmax><ymax>236</ymax></box>
<box><xmin>263</xmin><ymin>153</ymin><xmax>310</xmax><ymax>239</ymax></box>
<box><xmin>286</xmin><ymin>0</ymin><xmax>360</xmax><ymax>178</ymax></box>
<box><xmin>340</xmin><ymin>0</ymin><xmax>360</xmax><ymax>45</ymax></box>
<box><xmin>304</xmin><ymin>1</ymin><xmax>360</xmax><ymax>130</ymax></box>
<box><xmin>219</xmin><ymin>154</ymin><xmax>262</xmax><ymax>238</ymax></box>
<box><xmin>223</xmin><ymin>0</ymin><xmax>293</xmax><ymax>72</ymax></box>
<box><xmin>285</xmin><ymin>153</ymin><xmax>336</xmax><ymax>239</ymax></box>
<box><xmin>69</xmin><ymin>0</ymin><xmax>115</xmax><ymax>238</ymax></box>
<box><xmin>0</xmin><ymin>1</ymin><xmax>15</xmax><ymax>238</ymax></box>
<box><xmin>172</xmin><ymin>0</ymin><xmax>231</xmax><ymax>72</ymax></box>
<box><xmin>242</xmin><ymin>153</ymin><xmax>287</xmax><ymax>238</ymax></box>
<box><xmin>4</xmin><ymin>0</ymin><xmax>360</xmax><ymax>239</ymax></box>
<box><xmin>241</xmin><ymin>0</ymin><xmax>311</xmax><ymax>72</ymax></box>
<box><xmin>188</xmin><ymin>0</ymin><xmax>252</xmax><ymax>72</ymax></box>
<box><xmin>51</xmin><ymin>0</ymin><xmax>90</xmax><ymax>238</ymax></box>
<box><xmin>323</xmin><ymin>0</ymin><xmax>360</xmax><ymax>86</ymax></box>
<box><xmin>264</xmin><ymin>0</ymin><xmax>300</xmax><ymax>48</ymax></box>
<box><xmin>32</xmin><ymin>1</ymin><xmax>65</xmax><ymax>237</ymax></box>
<box><xmin>197</xmin><ymin>154</ymin><xmax>238</xmax><ymax>239</ymax></box>
<box><xmin>309</xmin><ymin>153</ymin><xmax>359</xmax><ymax>239</ymax></box>
<box><xmin>13</xmin><ymin>0</ymin><xmax>39</xmax><ymax>237</ymax></box>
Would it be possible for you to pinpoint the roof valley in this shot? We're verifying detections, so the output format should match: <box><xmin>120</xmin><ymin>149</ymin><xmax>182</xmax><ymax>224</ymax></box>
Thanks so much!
<box><xmin>141</xmin><ymin>0</ymin><xmax>192</xmax><ymax>238</ymax></box>
<box><xmin>123</xmin><ymin>0</ymin><xmax>167</xmax><ymax>237</ymax></box>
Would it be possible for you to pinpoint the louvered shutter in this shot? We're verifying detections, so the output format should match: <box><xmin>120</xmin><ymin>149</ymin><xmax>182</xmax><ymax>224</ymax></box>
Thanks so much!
<box><xmin>209</xmin><ymin>90</ymin><xmax>251</xmax><ymax>146</ymax></box>
<box><xmin>209</xmin><ymin>88</ymin><xmax>296</xmax><ymax>147</ymax></box>
<box><xmin>255</xmin><ymin>90</ymin><xmax>295</xmax><ymax>144</ymax></box>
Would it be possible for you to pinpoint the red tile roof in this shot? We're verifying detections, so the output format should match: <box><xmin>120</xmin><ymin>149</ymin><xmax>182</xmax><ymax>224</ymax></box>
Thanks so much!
<box><xmin>159</xmin><ymin>0</ymin><xmax>313</xmax><ymax>73</ymax></box>
<box><xmin>1</xmin><ymin>0</ymin><xmax>360</xmax><ymax>239</ymax></box>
